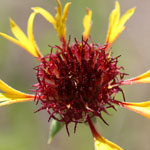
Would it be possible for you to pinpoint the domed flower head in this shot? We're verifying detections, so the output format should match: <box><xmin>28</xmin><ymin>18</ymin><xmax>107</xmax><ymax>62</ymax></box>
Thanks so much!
<box><xmin>0</xmin><ymin>0</ymin><xmax>150</xmax><ymax>149</ymax></box>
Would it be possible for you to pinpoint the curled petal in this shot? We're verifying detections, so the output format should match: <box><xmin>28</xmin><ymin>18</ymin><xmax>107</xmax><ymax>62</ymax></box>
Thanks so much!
<box><xmin>105</xmin><ymin>1</ymin><xmax>135</xmax><ymax>50</ymax></box>
<box><xmin>0</xmin><ymin>79</ymin><xmax>34</xmax><ymax>106</ymax></box>
<box><xmin>88</xmin><ymin>117</ymin><xmax>123</xmax><ymax>150</ymax></box>
<box><xmin>32</xmin><ymin>1</ymin><xmax>71</xmax><ymax>41</ymax></box>
<box><xmin>31</xmin><ymin>7</ymin><xmax>56</xmax><ymax>25</ymax></box>
<box><xmin>121</xmin><ymin>101</ymin><xmax>150</xmax><ymax>119</ymax></box>
<box><xmin>83</xmin><ymin>8</ymin><xmax>92</xmax><ymax>40</ymax></box>
<box><xmin>27</xmin><ymin>12</ymin><xmax>43</xmax><ymax>57</ymax></box>
<box><xmin>121</xmin><ymin>70</ymin><xmax>150</xmax><ymax>85</ymax></box>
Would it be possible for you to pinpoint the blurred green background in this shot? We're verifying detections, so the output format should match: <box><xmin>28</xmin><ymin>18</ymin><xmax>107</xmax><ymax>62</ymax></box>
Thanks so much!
<box><xmin>0</xmin><ymin>0</ymin><xmax>150</xmax><ymax>150</ymax></box>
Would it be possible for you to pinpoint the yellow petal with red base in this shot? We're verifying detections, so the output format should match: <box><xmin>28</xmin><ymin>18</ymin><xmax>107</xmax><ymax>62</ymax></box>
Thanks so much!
<box><xmin>121</xmin><ymin>70</ymin><xmax>150</xmax><ymax>85</ymax></box>
<box><xmin>0</xmin><ymin>79</ymin><xmax>34</xmax><ymax>106</ymax></box>
<box><xmin>83</xmin><ymin>8</ymin><xmax>92</xmax><ymax>40</ymax></box>
<box><xmin>105</xmin><ymin>1</ymin><xmax>135</xmax><ymax>50</ymax></box>
<box><xmin>94</xmin><ymin>134</ymin><xmax>123</xmax><ymax>150</ymax></box>
<box><xmin>121</xmin><ymin>101</ymin><xmax>150</xmax><ymax>119</ymax></box>
<box><xmin>88</xmin><ymin>117</ymin><xmax>123</xmax><ymax>150</ymax></box>
<box><xmin>0</xmin><ymin>14</ymin><xmax>42</xmax><ymax>58</ymax></box>
<box><xmin>32</xmin><ymin>0</ymin><xmax>71</xmax><ymax>41</ymax></box>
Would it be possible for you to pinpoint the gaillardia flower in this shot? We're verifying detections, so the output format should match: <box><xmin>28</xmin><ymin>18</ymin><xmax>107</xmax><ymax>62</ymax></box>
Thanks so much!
<box><xmin>0</xmin><ymin>0</ymin><xmax>150</xmax><ymax>149</ymax></box>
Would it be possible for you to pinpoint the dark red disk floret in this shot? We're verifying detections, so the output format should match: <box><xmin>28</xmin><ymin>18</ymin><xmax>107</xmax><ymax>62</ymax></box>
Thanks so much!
<box><xmin>33</xmin><ymin>37</ymin><xmax>126</xmax><ymax>126</ymax></box>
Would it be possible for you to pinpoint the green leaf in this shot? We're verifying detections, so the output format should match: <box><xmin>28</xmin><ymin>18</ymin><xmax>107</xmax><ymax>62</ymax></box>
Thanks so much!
<box><xmin>48</xmin><ymin>119</ymin><xmax>64</xmax><ymax>144</ymax></box>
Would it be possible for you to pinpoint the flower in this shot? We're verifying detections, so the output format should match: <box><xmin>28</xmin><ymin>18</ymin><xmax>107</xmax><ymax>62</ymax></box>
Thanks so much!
<box><xmin>0</xmin><ymin>0</ymin><xmax>150</xmax><ymax>149</ymax></box>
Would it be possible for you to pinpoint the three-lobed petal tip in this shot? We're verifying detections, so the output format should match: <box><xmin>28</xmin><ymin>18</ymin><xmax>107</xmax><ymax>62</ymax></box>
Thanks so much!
<box><xmin>32</xmin><ymin>0</ymin><xmax>71</xmax><ymax>41</ymax></box>
<box><xmin>0</xmin><ymin>79</ymin><xmax>34</xmax><ymax>107</ymax></box>
<box><xmin>105</xmin><ymin>1</ymin><xmax>136</xmax><ymax>51</ymax></box>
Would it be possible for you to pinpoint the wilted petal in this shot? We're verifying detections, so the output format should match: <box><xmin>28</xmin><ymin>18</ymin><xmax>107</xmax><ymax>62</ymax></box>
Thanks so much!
<box><xmin>83</xmin><ymin>8</ymin><xmax>92</xmax><ymax>40</ymax></box>
<box><xmin>121</xmin><ymin>101</ymin><xmax>150</xmax><ymax>119</ymax></box>
<box><xmin>121</xmin><ymin>70</ymin><xmax>150</xmax><ymax>85</ymax></box>
<box><xmin>105</xmin><ymin>1</ymin><xmax>135</xmax><ymax>50</ymax></box>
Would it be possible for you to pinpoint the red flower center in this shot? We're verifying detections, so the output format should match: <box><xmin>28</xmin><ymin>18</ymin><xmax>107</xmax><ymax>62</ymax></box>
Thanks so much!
<box><xmin>33</xmin><ymin>38</ymin><xmax>126</xmax><ymax>126</ymax></box>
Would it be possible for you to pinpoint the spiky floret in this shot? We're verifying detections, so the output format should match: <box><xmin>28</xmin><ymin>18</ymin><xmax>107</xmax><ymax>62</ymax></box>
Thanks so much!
<box><xmin>34</xmin><ymin>37</ymin><xmax>126</xmax><ymax>126</ymax></box>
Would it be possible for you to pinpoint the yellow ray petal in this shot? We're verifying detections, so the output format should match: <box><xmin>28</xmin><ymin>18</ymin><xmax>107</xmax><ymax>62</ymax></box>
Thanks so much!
<box><xmin>88</xmin><ymin>117</ymin><xmax>123</xmax><ymax>150</ymax></box>
<box><xmin>10</xmin><ymin>18</ymin><xmax>42</xmax><ymax>57</ymax></box>
<box><xmin>53</xmin><ymin>0</ymin><xmax>71</xmax><ymax>41</ymax></box>
<box><xmin>106</xmin><ymin>1</ymin><xmax>120</xmax><ymax>45</ymax></box>
<box><xmin>0</xmin><ymin>79</ymin><xmax>34</xmax><ymax>106</ymax></box>
<box><xmin>83</xmin><ymin>8</ymin><xmax>92</xmax><ymax>41</ymax></box>
<box><xmin>31</xmin><ymin>7</ymin><xmax>55</xmax><ymax>25</ymax></box>
<box><xmin>121</xmin><ymin>70</ymin><xmax>150</xmax><ymax>85</ymax></box>
<box><xmin>10</xmin><ymin>19</ymin><xmax>29</xmax><ymax>43</ymax></box>
<box><xmin>0</xmin><ymin>98</ymin><xmax>34</xmax><ymax>107</ymax></box>
<box><xmin>32</xmin><ymin>1</ymin><xmax>71</xmax><ymax>41</ymax></box>
<box><xmin>0</xmin><ymin>79</ymin><xmax>27</xmax><ymax>96</ymax></box>
<box><xmin>0</xmin><ymin>93</ymin><xmax>34</xmax><ymax>106</ymax></box>
<box><xmin>56</xmin><ymin>0</ymin><xmax>62</xmax><ymax>17</ymax></box>
<box><xmin>0</xmin><ymin>18</ymin><xmax>42</xmax><ymax>58</ymax></box>
<box><xmin>62</xmin><ymin>2</ymin><xmax>71</xmax><ymax>23</ymax></box>
<box><xmin>27</xmin><ymin>12</ymin><xmax>43</xmax><ymax>57</ymax></box>
<box><xmin>94</xmin><ymin>135</ymin><xmax>123</xmax><ymax>150</ymax></box>
<box><xmin>121</xmin><ymin>101</ymin><xmax>150</xmax><ymax>119</ymax></box>
<box><xmin>0</xmin><ymin>32</ymin><xmax>29</xmax><ymax>51</ymax></box>
<box><xmin>105</xmin><ymin>1</ymin><xmax>135</xmax><ymax>50</ymax></box>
